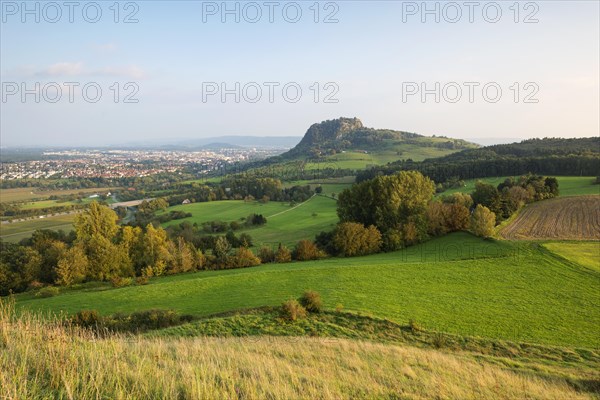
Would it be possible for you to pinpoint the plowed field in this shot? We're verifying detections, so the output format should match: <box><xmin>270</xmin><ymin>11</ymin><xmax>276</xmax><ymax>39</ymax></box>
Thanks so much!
<box><xmin>500</xmin><ymin>196</ymin><xmax>600</xmax><ymax>240</ymax></box>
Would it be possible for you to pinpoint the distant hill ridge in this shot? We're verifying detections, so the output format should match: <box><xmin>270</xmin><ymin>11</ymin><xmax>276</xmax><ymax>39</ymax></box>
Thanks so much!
<box><xmin>282</xmin><ymin>117</ymin><xmax>476</xmax><ymax>158</ymax></box>
<box><xmin>356</xmin><ymin>136</ymin><xmax>600</xmax><ymax>183</ymax></box>
<box><xmin>438</xmin><ymin>137</ymin><xmax>600</xmax><ymax>161</ymax></box>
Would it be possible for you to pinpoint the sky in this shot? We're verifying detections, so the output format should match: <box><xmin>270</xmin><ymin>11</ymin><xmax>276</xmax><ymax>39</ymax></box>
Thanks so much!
<box><xmin>1</xmin><ymin>0</ymin><xmax>599</xmax><ymax>147</ymax></box>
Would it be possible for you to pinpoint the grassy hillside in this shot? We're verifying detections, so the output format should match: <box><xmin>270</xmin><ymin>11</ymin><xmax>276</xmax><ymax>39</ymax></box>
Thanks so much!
<box><xmin>162</xmin><ymin>195</ymin><xmax>339</xmax><ymax>248</ymax></box>
<box><xmin>302</xmin><ymin>144</ymin><xmax>464</xmax><ymax>170</ymax></box>
<box><xmin>17</xmin><ymin>233</ymin><xmax>600</xmax><ymax>348</ymax></box>
<box><xmin>543</xmin><ymin>242</ymin><xmax>600</xmax><ymax>272</ymax></box>
<box><xmin>2</xmin><ymin>303</ymin><xmax>594</xmax><ymax>400</ymax></box>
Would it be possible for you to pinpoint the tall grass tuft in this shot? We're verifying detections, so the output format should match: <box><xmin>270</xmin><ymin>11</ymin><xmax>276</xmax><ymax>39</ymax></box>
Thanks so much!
<box><xmin>0</xmin><ymin>298</ymin><xmax>592</xmax><ymax>399</ymax></box>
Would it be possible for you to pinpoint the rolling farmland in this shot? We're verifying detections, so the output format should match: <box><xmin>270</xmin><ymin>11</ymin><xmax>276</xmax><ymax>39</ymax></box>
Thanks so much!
<box><xmin>500</xmin><ymin>196</ymin><xmax>600</xmax><ymax>240</ymax></box>
<box><xmin>17</xmin><ymin>233</ymin><xmax>600</xmax><ymax>348</ymax></box>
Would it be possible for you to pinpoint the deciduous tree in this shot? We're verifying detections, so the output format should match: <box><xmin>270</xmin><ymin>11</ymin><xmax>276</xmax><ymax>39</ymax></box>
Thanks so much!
<box><xmin>470</xmin><ymin>205</ymin><xmax>496</xmax><ymax>238</ymax></box>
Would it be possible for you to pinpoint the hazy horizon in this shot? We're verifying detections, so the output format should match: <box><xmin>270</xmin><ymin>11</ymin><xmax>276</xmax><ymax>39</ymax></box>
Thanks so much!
<box><xmin>1</xmin><ymin>1</ymin><xmax>599</xmax><ymax>147</ymax></box>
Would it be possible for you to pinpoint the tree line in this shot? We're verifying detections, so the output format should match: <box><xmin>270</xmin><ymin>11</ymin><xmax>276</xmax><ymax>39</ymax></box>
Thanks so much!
<box><xmin>357</xmin><ymin>155</ymin><xmax>599</xmax><ymax>184</ymax></box>
<box><xmin>0</xmin><ymin>201</ymin><xmax>325</xmax><ymax>295</ymax></box>
<box><xmin>0</xmin><ymin>172</ymin><xmax>560</xmax><ymax>296</ymax></box>
<box><xmin>314</xmin><ymin>171</ymin><xmax>559</xmax><ymax>255</ymax></box>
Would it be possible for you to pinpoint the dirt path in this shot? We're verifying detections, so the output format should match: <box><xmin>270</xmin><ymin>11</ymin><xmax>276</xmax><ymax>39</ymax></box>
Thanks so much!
<box><xmin>266</xmin><ymin>194</ymin><xmax>317</xmax><ymax>219</ymax></box>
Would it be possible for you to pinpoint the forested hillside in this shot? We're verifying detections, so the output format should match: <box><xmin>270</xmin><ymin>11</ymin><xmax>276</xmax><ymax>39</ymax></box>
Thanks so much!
<box><xmin>358</xmin><ymin>137</ymin><xmax>600</xmax><ymax>183</ymax></box>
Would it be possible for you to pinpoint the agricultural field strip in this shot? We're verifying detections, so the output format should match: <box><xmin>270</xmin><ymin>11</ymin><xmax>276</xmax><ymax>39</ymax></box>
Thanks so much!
<box><xmin>0</xmin><ymin>223</ymin><xmax>73</xmax><ymax>238</ymax></box>
<box><xmin>0</xmin><ymin>187</ymin><xmax>118</xmax><ymax>203</ymax></box>
<box><xmin>500</xmin><ymin>195</ymin><xmax>600</xmax><ymax>240</ymax></box>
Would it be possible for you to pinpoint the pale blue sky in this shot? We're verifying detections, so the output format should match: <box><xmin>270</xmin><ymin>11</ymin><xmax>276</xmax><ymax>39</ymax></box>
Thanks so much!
<box><xmin>1</xmin><ymin>1</ymin><xmax>598</xmax><ymax>146</ymax></box>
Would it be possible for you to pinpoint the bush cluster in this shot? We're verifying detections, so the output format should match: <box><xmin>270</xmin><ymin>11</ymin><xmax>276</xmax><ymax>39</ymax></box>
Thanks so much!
<box><xmin>280</xmin><ymin>291</ymin><xmax>323</xmax><ymax>321</ymax></box>
<box><xmin>70</xmin><ymin>309</ymin><xmax>193</xmax><ymax>333</ymax></box>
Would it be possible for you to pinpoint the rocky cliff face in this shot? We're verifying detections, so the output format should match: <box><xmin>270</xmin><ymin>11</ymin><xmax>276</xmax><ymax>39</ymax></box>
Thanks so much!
<box><xmin>287</xmin><ymin>117</ymin><xmax>364</xmax><ymax>155</ymax></box>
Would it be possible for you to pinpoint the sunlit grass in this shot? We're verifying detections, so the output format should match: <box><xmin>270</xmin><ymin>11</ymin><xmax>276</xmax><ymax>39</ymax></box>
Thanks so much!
<box><xmin>1</xmin><ymin>300</ymin><xmax>593</xmax><ymax>400</ymax></box>
<box><xmin>17</xmin><ymin>233</ymin><xmax>600</xmax><ymax>348</ymax></box>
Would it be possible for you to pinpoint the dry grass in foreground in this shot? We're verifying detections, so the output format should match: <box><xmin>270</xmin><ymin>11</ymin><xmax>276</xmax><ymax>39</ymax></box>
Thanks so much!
<box><xmin>0</xmin><ymin>302</ymin><xmax>593</xmax><ymax>400</ymax></box>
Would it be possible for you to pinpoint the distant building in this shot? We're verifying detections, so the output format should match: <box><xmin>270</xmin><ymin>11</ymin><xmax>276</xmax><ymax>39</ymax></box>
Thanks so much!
<box><xmin>182</xmin><ymin>199</ymin><xmax>191</xmax><ymax>205</ymax></box>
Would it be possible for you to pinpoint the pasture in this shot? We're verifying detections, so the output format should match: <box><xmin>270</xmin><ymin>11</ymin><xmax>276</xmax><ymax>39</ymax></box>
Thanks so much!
<box><xmin>500</xmin><ymin>196</ymin><xmax>600</xmax><ymax>240</ymax></box>
<box><xmin>163</xmin><ymin>195</ymin><xmax>339</xmax><ymax>247</ymax></box>
<box><xmin>543</xmin><ymin>242</ymin><xmax>600</xmax><ymax>272</ymax></box>
<box><xmin>0</xmin><ymin>214</ymin><xmax>76</xmax><ymax>242</ymax></box>
<box><xmin>17</xmin><ymin>233</ymin><xmax>600</xmax><ymax>348</ymax></box>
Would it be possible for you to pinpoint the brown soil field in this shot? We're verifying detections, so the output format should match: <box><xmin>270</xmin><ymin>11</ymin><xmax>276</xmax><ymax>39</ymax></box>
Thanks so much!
<box><xmin>500</xmin><ymin>195</ymin><xmax>600</xmax><ymax>240</ymax></box>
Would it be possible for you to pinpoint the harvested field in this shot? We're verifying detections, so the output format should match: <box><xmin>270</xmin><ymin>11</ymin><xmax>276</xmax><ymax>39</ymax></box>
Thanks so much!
<box><xmin>500</xmin><ymin>195</ymin><xmax>600</xmax><ymax>240</ymax></box>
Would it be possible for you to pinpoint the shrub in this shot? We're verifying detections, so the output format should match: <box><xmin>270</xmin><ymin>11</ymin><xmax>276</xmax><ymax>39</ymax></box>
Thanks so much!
<box><xmin>111</xmin><ymin>277</ymin><xmax>133</xmax><ymax>288</ymax></box>
<box><xmin>71</xmin><ymin>310</ymin><xmax>102</xmax><ymax>328</ymax></box>
<box><xmin>433</xmin><ymin>333</ymin><xmax>447</xmax><ymax>349</ymax></box>
<box><xmin>280</xmin><ymin>299</ymin><xmax>307</xmax><ymax>321</ymax></box>
<box><xmin>135</xmin><ymin>276</ymin><xmax>149</xmax><ymax>285</ymax></box>
<box><xmin>125</xmin><ymin>309</ymin><xmax>184</xmax><ymax>331</ymax></box>
<box><xmin>293</xmin><ymin>240</ymin><xmax>324</xmax><ymax>261</ymax></box>
<box><xmin>35</xmin><ymin>286</ymin><xmax>60</xmax><ymax>298</ymax></box>
<box><xmin>298</xmin><ymin>290</ymin><xmax>322</xmax><ymax>313</ymax></box>
<box><xmin>258</xmin><ymin>246</ymin><xmax>275</xmax><ymax>263</ymax></box>
<box><xmin>238</xmin><ymin>233</ymin><xmax>253</xmax><ymax>247</ymax></box>
<box><xmin>71</xmin><ymin>309</ymin><xmax>193</xmax><ymax>333</ymax></box>
<box><xmin>231</xmin><ymin>247</ymin><xmax>261</xmax><ymax>268</ymax></box>
<box><xmin>274</xmin><ymin>244</ymin><xmax>292</xmax><ymax>263</ymax></box>
<box><xmin>408</xmin><ymin>319</ymin><xmax>422</xmax><ymax>333</ymax></box>
<box><xmin>246</xmin><ymin>213</ymin><xmax>267</xmax><ymax>226</ymax></box>
<box><xmin>27</xmin><ymin>281</ymin><xmax>45</xmax><ymax>291</ymax></box>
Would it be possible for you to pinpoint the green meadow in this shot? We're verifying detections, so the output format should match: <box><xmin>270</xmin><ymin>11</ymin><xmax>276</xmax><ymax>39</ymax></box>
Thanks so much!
<box><xmin>543</xmin><ymin>242</ymin><xmax>600</xmax><ymax>272</ymax></box>
<box><xmin>162</xmin><ymin>195</ymin><xmax>339</xmax><ymax>248</ymax></box>
<box><xmin>17</xmin><ymin>232</ymin><xmax>600</xmax><ymax>349</ymax></box>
